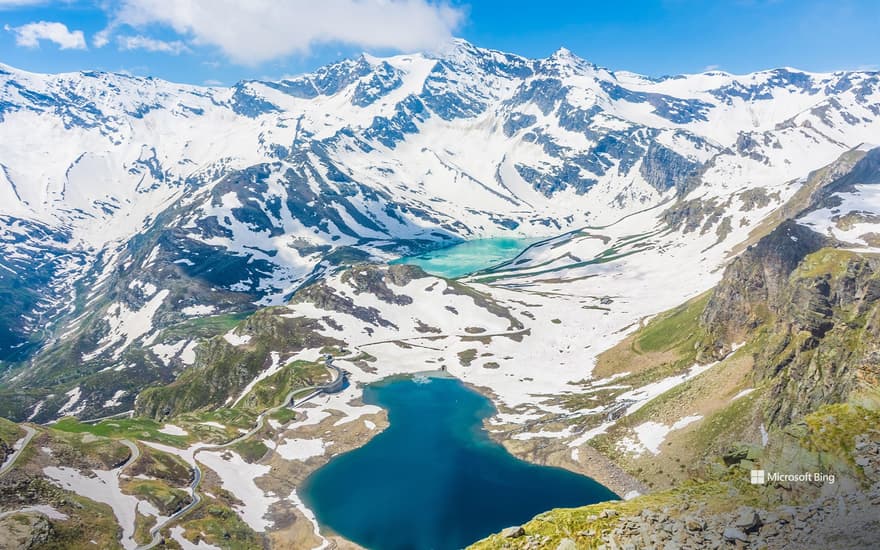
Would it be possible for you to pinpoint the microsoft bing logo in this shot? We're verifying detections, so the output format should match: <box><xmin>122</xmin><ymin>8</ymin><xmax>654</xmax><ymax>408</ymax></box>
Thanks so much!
<box><xmin>750</xmin><ymin>469</ymin><xmax>765</xmax><ymax>484</ymax></box>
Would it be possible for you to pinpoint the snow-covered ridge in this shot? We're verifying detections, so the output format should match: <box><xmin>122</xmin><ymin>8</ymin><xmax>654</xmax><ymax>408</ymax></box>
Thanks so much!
<box><xmin>3</xmin><ymin>39</ymin><xmax>880</xmax><ymax>418</ymax></box>
<box><xmin>2</xmin><ymin>40</ymin><xmax>878</xmax><ymax>247</ymax></box>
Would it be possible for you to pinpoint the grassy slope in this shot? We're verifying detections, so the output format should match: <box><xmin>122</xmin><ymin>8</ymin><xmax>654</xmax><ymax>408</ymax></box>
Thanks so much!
<box><xmin>472</xmin><ymin>400</ymin><xmax>877</xmax><ymax>549</ymax></box>
<box><xmin>472</xmin><ymin>245</ymin><xmax>880</xmax><ymax>548</ymax></box>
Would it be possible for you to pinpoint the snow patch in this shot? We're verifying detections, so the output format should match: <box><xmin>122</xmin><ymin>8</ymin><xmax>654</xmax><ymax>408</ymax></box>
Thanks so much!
<box><xmin>618</xmin><ymin>415</ymin><xmax>703</xmax><ymax>457</ymax></box>
<box><xmin>169</xmin><ymin>526</ymin><xmax>221</xmax><ymax>550</ymax></box>
<box><xmin>103</xmin><ymin>390</ymin><xmax>127</xmax><ymax>408</ymax></box>
<box><xmin>616</xmin><ymin>362</ymin><xmax>717</xmax><ymax>416</ymax></box>
<box><xmin>274</xmin><ymin>438</ymin><xmax>326</xmax><ymax>461</ymax></box>
<box><xmin>730</xmin><ymin>388</ymin><xmax>755</xmax><ymax>401</ymax></box>
<box><xmin>44</xmin><ymin>466</ymin><xmax>162</xmax><ymax>550</ymax></box>
<box><xmin>196</xmin><ymin>450</ymin><xmax>275</xmax><ymax>532</ymax></box>
<box><xmin>181</xmin><ymin>304</ymin><xmax>217</xmax><ymax>316</ymax></box>
<box><xmin>158</xmin><ymin>424</ymin><xmax>188</xmax><ymax>436</ymax></box>
<box><xmin>286</xmin><ymin>489</ymin><xmax>329</xmax><ymax>550</ymax></box>
<box><xmin>0</xmin><ymin>505</ymin><xmax>68</xmax><ymax>521</ymax></box>
<box><xmin>57</xmin><ymin>387</ymin><xmax>85</xmax><ymax>417</ymax></box>
<box><xmin>198</xmin><ymin>421</ymin><xmax>226</xmax><ymax>429</ymax></box>
<box><xmin>223</xmin><ymin>330</ymin><xmax>252</xmax><ymax>346</ymax></box>
<box><xmin>151</xmin><ymin>340</ymin><xmax>187</xmax><ymax>365</ymax></box>
<box><xmin>83</xmin><ymin>289</ymin><xmax>170</xmax><ymax>360</ymax></box>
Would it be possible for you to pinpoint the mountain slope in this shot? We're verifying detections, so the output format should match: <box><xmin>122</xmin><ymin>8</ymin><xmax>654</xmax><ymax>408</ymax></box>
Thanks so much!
<box><xmin>3</xmin><ymin>41</ymin><xmax>880</xmax><ymax>419</ymax></box>
<box><xmin>1</xmin><ymin>43</ymin><xmax>880</xmax><ymax>546</ymax></box>
<box><xmin>473</xmin><ymin>149</ymin><xmax>880</xmax><ymax>550</ymax></box>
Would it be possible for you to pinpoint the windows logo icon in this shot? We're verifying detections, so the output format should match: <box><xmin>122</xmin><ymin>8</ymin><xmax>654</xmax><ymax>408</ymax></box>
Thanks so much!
<box><xmin>750</xmin><ymin>469</ymin><xmax>765</xmax><ymax>485</ymax></box>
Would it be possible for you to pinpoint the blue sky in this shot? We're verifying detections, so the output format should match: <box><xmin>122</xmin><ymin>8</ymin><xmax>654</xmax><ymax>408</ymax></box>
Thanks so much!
<box><xmin>0</xmin><ymin>0</ymin><xmax>878</xmax><ymax>85</ymax></box>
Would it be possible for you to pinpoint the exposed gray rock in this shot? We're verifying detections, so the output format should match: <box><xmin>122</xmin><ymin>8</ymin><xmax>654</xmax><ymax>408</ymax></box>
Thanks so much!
<box><xmin>502</xmin><ymin>525</ymin><xmax>525</xmax><ymax>538</ymax></box>
<box><xmin>723</xmin><ymin>526</ymin><xmax>749</xmax><ymax>542</ymax></box>
<box><xmin>734</xmin><ymin>507</ymin><xmax>763</xmax><ymax>532</ymax></box>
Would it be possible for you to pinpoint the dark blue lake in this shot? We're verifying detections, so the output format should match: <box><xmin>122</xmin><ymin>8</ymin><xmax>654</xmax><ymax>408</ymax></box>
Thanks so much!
<box><xmin>300</xmin><ymin>375</ymin><xmax>618</xmax><ymax>550</ymax></box>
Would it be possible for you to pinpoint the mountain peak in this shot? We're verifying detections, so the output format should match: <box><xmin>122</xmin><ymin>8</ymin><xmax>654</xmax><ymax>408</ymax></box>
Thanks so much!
<box><xmin>538</xmin><ymin>45</ymin><xmax>594</xmax><ymax>76</ymax></box>
<box><xmin>551</xmin><ymin>46</ymin><xmax>574</xmax><ymax>58</ymax></box>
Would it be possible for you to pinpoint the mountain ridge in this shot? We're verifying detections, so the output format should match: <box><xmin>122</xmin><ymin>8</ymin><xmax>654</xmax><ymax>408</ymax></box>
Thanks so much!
<box><xmin>1</xmin><ymin>39</ymin><xmax>880</xmax><ymax>550</ymax></box>
<box><xmin>1</xmin><ymin>38</ymin><xmax>880</xmax><ymax>423</ymax></box>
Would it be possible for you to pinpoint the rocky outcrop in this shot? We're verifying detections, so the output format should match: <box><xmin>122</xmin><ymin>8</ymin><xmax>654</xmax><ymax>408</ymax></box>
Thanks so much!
<box><xmin>758</xmin><ymin>250</ymin><xmax>880</xmax><ymax>426</ymax></box>
<box><xmin>639</xmin><ymin>141</ymin><xmax>701</xmax><ymax>194</ymax></box>
<box><xmin>661</xmin><ymin>195</ymin><xmax>731</xmax><ymax>235</ymax></box>
<box><xmin>699</xmin><ymin>221</ymin><xmax>830</xmax><ymax>356</ymax></box>
<box><xmin>591</xmin><ymin>492</ymin><xmax>880</xmax><ymax>550</ymax></box>
<box><xmin>698</xmin><ymin>220</ymin><xmax>880</xmax><ymax>427</ymax></box>
<box><xmin>135</xmin><ymin>308</ymin><xmax>340</xmax><ymax>418</ymax></box>
<box><xmin>0</xmin><ymin>513</ymin><xmax>54</xmax><ymax>549</ymax></box>
<box><xmin>475</xmin><ymin>434</ymin><xmax>880</xmax><ymax>549</ymax></box>
<box><xmin>0</xmin><ymin>440</ymin><xmax>10</xmax><ymax>467</ymax></box>
<box><xmin>133</xmin><ymin>264</ymin><xmax>434</xmax><ymax>418</ymax></box>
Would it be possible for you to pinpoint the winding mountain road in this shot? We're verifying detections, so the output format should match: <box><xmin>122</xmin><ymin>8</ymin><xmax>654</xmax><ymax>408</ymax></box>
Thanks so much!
<box><xmin>0</xmin><ymin>358</ymin><xmax>345</xmax><ymax>548</ymax></box>
<box><xmin>135</xmin><ymin>355</ymin><xmax>346</xmax><ymax>549</ymax></box>
<box><xmin>0</xmin><ymin>425</ymin><xmax>36</xmax><ymax>478</ymax></box>
<box><xmin>118</xmin><ymin>439</ymin><xmax>140</xmax><ymax>473</ymax></box>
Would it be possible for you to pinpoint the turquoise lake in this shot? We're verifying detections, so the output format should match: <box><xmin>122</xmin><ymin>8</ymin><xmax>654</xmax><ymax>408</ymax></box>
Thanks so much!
<box><xmin>300</xmin><ymin>375</ymin><xmax>618</xmax><ymax>550</ymax></box>
<box><xmin>390</xmin><ymin>237</ymin><xmax>541</xmax><ymax>278</ymax></box>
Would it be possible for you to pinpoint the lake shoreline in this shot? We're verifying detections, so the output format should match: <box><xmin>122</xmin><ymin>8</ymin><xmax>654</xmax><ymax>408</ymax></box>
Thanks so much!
<box><xmin>296</xmin><ymin>371</ymin><xmax>617</xmax><ymax>548</ymax></box>
<box><xmin>461</xmin><ymin>379</ymin><xmax>647</xmax><ymax>501</ymax></box>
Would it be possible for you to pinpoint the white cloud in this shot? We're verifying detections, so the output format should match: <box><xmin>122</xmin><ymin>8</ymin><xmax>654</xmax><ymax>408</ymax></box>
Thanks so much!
<box><xmin>93</xmin><ymin>28</ymin><xmax>111</xmax><ymax>48</ymax></box>
<box><xmin>5</xmin><ymin>20</ymin><xmax>87</xmax><ymax>50</ymax></box>
<box><xmin>118</xmin><ymin>34</ymin><xmax>189</xmax><ymax>54</ymax></box>
<box><xmin>105</xmin><ymin>0</ymin><xmax>464</xmax><ymax>65</ymax></box>
<box><xmin>0</xmin><ymin>0</ymin><xmax>48</xmax><ymax>8</ymax></box>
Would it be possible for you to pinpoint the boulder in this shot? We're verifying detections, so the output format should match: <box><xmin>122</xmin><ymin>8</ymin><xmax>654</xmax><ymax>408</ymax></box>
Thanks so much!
<box><xmin>734</xmin><ymin>508</ymin><xmax>763</xmax><ymax>532</ymax></box>
<box><xmin>723</xmin><ymin>526</ymin><xmax>749</xmax><ymax>542</ymax></box>
<box><xmin>501</xmin><ymin>526</ymin><xmax>525</xmax><ymax>539</ymax></box>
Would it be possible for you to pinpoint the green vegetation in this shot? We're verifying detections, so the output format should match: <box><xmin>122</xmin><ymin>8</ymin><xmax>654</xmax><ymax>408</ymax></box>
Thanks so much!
<box><xmin>236</xmin><ymin>360</ymin><xmax>328</xmax><ymax>412</ymax></box>
<box><xmin>128</xmin><ymin>445</ymin><xmax>192</xmax><ymax>487</ymax></box>
<box><xmin>469</xmin><ymin>480</ymin><xmax>734</xmax><ymax>550</ymax></box>
<box><xmin>457</xmin><ymin>349</ymin><xmax>478</xmax><ymax>367</ymax></box>
<box><xmin>136</xmin><ymin>308</ymin><xmax>339</xmax><ymax>419</ymax></box>
<box><xmin>269</xmin><ymin>407</ymin><xmax>298</xmax><ymax>424</ymax></box>
<box><xmin>134</xmin><ymin>511</ymin><xmax>157</xmax><ymax>545</ymax></box>
<box><xmin>231</xmin><ymin>439</ymin><xmax>269</xmax><ymax>463</ymax></box>
<box><xmin>0</xmin><ymin>416</ymin><xmax>23</xmax><ymax>445</ymax></box>
<box><xmin>43</xmin><ymin>429</ymin><xmax>132</xmax><ymax>469</ymax></box>
<box><xmin>158</xmin><ymin>312</ymin><xmax>253</xmax><ymax>342</ymax></box>
<box><xmin>175</xmin><ymin>501</ymin><xmax>262</xmax><ymax>550</ymax></box>
<box><xmin>793</xmin><ymin>248</ymin><xmax>862</xmax><ymax>280</ymax></box>
<box><xmin>182</xmin><ymin>408</ymin><xmax>256</xmax><ymax>430</ymax></box>
<box><xmin>475</xmin><ymin>399</ymin><xmax>880</xmax><ymax>549</ymax></box>
<box><xmin>52</xmin><ymin>417</ymin><xmax>190</xmax><ymax>447</ymax></box>
<box><xmin>634</xmin><ymin>293</ymin><xmax>709</xmax><ymax>354</ymax></box>
<box><xmin>800</xmin><ymin>403</ymin><xmax>880</xmax><ymax>470</ymax></box>
<box><xmin>687</xmin><ymin>385</ymin><xmax>762</xmax><ymax>455</ymax></box>
<box><xmin>0</xmin><ymin>477</ymin><xmax>124</xmax><ymax>549</ymax></box>
<box><xmin>124</xmin><ymin>479</ymin><xmax>191</xmax><ymax>516</ymax></box>
<box><xmin>567</xmin><ymin>293</ymin><xmax>713</xmax><ymax>415</ymax></box>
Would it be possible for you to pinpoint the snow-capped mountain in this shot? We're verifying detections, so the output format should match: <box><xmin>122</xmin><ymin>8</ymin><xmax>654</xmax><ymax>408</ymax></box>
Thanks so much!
<box><xmin>2</xmin><ymin>39</ymin><xmax>880</xmax><ymax>420</ymax></box>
